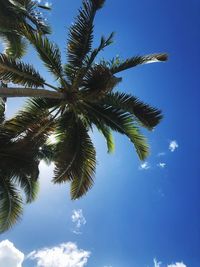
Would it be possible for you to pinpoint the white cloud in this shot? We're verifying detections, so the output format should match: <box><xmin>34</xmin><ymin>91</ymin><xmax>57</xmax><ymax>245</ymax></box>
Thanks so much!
<box><xmin>153</xmin><ymin>259</ymin><xmax>187</xmax><ymax>267</ymax></box>
<box><xmin>168</xmin><ymin>263</ymin><xmax>187</xmax><ymax>267</ymax></box>
<box><xmin>28</xmin><ymin>242</ymin><xmax>90</xmax><ymax>267</ymax></box>
<box><xmin>139</xmin><ymin>161</ymin><xmax>151</xmax><ymax>170</ymax></box>
<box><xmin>154</xmin><ymin>258</ymin><xmax>162</xmax><ymax>267</ymax></box>
<box><xmin>157</xmin><ymin>162</ymin><xmax>166</xmax><ymax>168</ymax></box>
<box><xmin>0</xmin><ymin>240</ymin><xmax>24</xmax><ymax>267</ymax></box>
<box><xmin>72</xmin><ymin>209</ymin><xmax>86</xmax><ymax>234</ymax></box>
<box><xmin>169</xmin><ymin>140</ymin><xmax>178</xmax><ymax>152</ymax></box>
<box><xmin>44</xmin><ymin>1</ymin><xmax>52</xmax><ymax>7</ymax></box>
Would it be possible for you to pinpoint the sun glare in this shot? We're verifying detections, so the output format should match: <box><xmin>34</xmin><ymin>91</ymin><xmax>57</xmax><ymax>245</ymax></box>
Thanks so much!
<box><xmin>47</xmin><ymin>134</ymin><xmax>57</xmax><ymax>144</ymax></box>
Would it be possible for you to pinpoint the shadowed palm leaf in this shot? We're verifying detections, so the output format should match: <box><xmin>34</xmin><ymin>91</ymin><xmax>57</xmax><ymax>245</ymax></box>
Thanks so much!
<box><xmin>0</xmin><ymin>98</ymin><xmax>56</xmax><ymax>232</ymax></box>
<box><xmin>53</xmin><ymin>113</ymin><xmax>96</xmax><ymax>199</ymax></box>
<box><xmin>102</xmin><ymin>92</ymin><xmax>163</xmax><ymax>130</ymax></box>
<box><xmin>0</xmin><ymin>53</ymin><xmax>45</xmax><ymax>87</ymax></box>
<box><xmin>0</xmin><ymin>177</ymin><xmax>23</xmax><ymax>233</ymax></box>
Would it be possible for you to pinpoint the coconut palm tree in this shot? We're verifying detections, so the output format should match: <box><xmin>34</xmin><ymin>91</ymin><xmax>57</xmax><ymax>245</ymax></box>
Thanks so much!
<box><xmin>0</xmin><ymin>0</ymin><xmax>50</xmax><ymax>58</ymax></box>
<box><xmin>0</xmin><ymin>0</ymin><xmax>167</xmax><ymax>232</ymax></box>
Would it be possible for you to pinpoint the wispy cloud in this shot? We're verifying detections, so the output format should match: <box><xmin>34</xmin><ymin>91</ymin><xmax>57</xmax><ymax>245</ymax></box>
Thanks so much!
<box><xmin>169</xmin><ymin>140</ymin><xmax>178</xmax><ymax>152</ymax></box>
<box><xmin>28</xmin><ymin>242</ymin><xmax>90</xmax><ymax>267</ymax></box>
<box><xmin>71</xmin><ymin>209</ymin><xmax>86</xmax><ymax>234</ymax></box>
<box><xmin>154</xmin><ymin>258</ymin><xmax>162</xmax><ymax>267</ymax></box>
<box><xmin>139</xmin><ymin>161</ymin><xmax>151</xmax><ymax>170</ymax></box>
<box><xmin>0</xmin><ymin>240</ymin><xmax>24</xmax><ymax>267</ymax></box>
<box><xmin>168</xmin><ymin>263</ymin><xmax>187</xmax><ymax>267</ymax></box>
<box><xmin>157</xmin><ymin>162</ymin><xmax>166</xmax><ymax>168</ymax></box>
<box><xmin>44</xmin><ymin>1</ymin><xmax>52</xmax><ymax>8</ymax></box>
<box><xmin>153</xmin><ymin>258</ymin><xmax>187</xmax><ymax>267</ymax></box>
<box><xmin>157</xmin><ymin>152</ymin><xmax>166</xmax><ymax>157</ymax></box>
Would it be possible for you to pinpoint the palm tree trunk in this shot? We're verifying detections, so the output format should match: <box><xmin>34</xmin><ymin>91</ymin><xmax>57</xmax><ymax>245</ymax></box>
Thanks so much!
<box><xmin>0</xmin><ymin>87</ymin><xmax>64</xmax><ymax>99</ymax></box>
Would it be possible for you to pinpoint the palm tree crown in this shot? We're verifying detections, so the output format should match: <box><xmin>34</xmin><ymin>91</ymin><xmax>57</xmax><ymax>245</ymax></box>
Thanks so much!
<box><xmin>0</xmin><ymin>0</ymin><xmax>167</xmax><ymax>232</ymax></box>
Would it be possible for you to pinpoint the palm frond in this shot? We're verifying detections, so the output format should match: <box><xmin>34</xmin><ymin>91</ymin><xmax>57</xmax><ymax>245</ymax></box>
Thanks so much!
<box><xmin>84</xmin><ymin>32</ymin><xmax>115</xmax><ymax>68</ymax></box>
<box><xmin>110</xmin><ymin>53</ymin><xmax>168</xmax><ymax>74</ymax></box>
<box><xmin>70</xmin><ymin>122</ymin><xmax>96</xmax><ymax>199</ymax></box>
<box><xmin>97</xmin><ymin>123</ymin><xmax>115</xmax><ymax>153</ymax></box>
<box><xmin>91</xmin><ymin>0</ymin><xmax>105</xmax><ymax>9</ymax></box>
<box><xmin>13</xmin><ymin>173</ymin><xmax>39</xmax><ymax>203</ymax></box>
<box><xmin>102</xmin><ymin>92</ymin><xmax>163</xmax><ymax>129</ymax></box>
<box><xmin>24</xmin><ymin>97</ymin><xmax>60</xmax><ymax>113</ymax></box>
<box><xmin>0</xmin><ymin>53</ymin><xmax>45</xmax><ymax>87</ymax></box>
<box><xmin>0</xmin><ymin>81</ymin><xmax>6</xmax><ymax>124</ymax></box>
<box><xmin>2</xmin><ymin>97</ymin><xmax>56</xmax><ymax>144</ymax></box>
<box><xmin>0</xmin><ymin>176</ymin><xmax>23</xmax><ymax>233</ymax></box>
<box><xmin>22</xmin><ymin>29</ymin><xmax>66</xmax><ymax>83</ymax></box>
<box><xmin>83</xmin><ymin>102</ymin><xmax>149</xmax><ymax>160</ymax></box>
<box><xmin>0</xmin><ymin>32</ymin><xmax>27</xmax><ymax>59</ymax></box>
<box><xmin>0</xmin><ymin>98</ymin><xmax>5</xmax><ymax>124</ymax></box>
<box><xmin>70</xmin><ymin>32</ymin><xmax>115</xmax><ymax>88</ymax></box>
<box><xmin>53</xmin><ymin>114</ymin><xmax>96</xmax><ymax>199</ymax></box>
<box><xmin>67</xmin><ymin>0</ymin><xmax>104</xmax><ymax>68</ymax></box>
<box><xmin>84</xmin><ymin>114</ymin><xmax>115</xmax><ymax>153</ymax></box>
<box><xmin>37</xmin><ymin>4</ymin><xmax>51</xmax><ymax>11</ymax></box>
<box><xmin>53</xmin><ymin>113</ymin><xmax>83</xmax><ymax>183</ymax></box>
<box><xmin>11</xmin><ymin>0</ymin><xmax>51</xmax><ymax>34</ymax></box>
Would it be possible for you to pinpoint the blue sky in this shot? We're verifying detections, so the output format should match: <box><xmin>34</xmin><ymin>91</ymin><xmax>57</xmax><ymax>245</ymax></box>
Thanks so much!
<box><xmin>0</xmin><ymin>0</ymin><xmax>199</xmax><ymax>266</ymax></box>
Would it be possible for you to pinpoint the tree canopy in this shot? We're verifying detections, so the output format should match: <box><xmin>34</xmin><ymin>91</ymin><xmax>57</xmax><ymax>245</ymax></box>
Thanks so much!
<box><xmin>0</xmin><ymin>0</ymin><xmax>167</xmax><ymax>233</ymax></box>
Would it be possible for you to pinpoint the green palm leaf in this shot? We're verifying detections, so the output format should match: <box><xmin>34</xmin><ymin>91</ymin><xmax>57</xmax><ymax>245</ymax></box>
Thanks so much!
<box><xmin>0</xmin><ymin>32</ymin><xmax>27</xmax><ymax>59</ymax></box>
<box><xmin>102</xmin><ymin>92</ymin><xmax>163</xmax><ymax>129</ymax></box>
<box><xmin>70</xmin><ymin>122</ymin><xmax>96</xmax><ymax>200</ymax></box>
<box><xmin>53</xmin><ymin>114</ymin><xmax>96</xmax><ymax>199</ymax></box>
<box><xmin>3</xmin><ymin>97</ymin><xmax>56</xmax><ymax>140</ymax></box>
<box><xmin>53</xmin><ymin>112</ymin><xmax>80</xmax><ymax>183</ymax></box>
<box><xmin>10</xmin><ymin>0</ymin><xmax>51</xmax><ymax>34</ymax></box>
<box><xmin>84</xmin><ymin>32</ymin><xmax>114</xmax><ymax>68</ymax></box>
<box><xmin>83</xmin><ymin>102</ymin><xmax>149</xmax><ymax>160</ymax></box>
<box><xmin>13</xmin><ymin>173</ymin><xmax>39</xmax><ymax>203</ymax></box>
<box><xmin>71</xmin><ymin>32</ymin><xmax>115</xmax><ymax>87</ymax></box>
<box><xmin>22</xmin><ymin>29</ymin><xmax>66</xmax><ymax>83</ymax></box>
<box><xmin>110</xmin><ymin>53</ymin><xmax>168</xmax><ymax>74</ymax></box>
<box><xmin>0</xmin><ymin>53</ymin><xmax>45</xmax><ymax>87</ymax></box>
<box><xmin>97</xmin><ymin>124</ymin><xmax>115</xmax><ymax>153</ymax></box>
<box><xmin>85</xmin><ymin>115</ymin><xmax>115</xmax><ymax>153</ymax></box>
<box><xmin>67</xmin><ymin>0</ymin><xmax>105</xmax><ymax>68</ymax></box>
<box><xmin>0</xmin><ymin>177</ymin><xmax>23</xmax><ymax>233</ymax></box>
